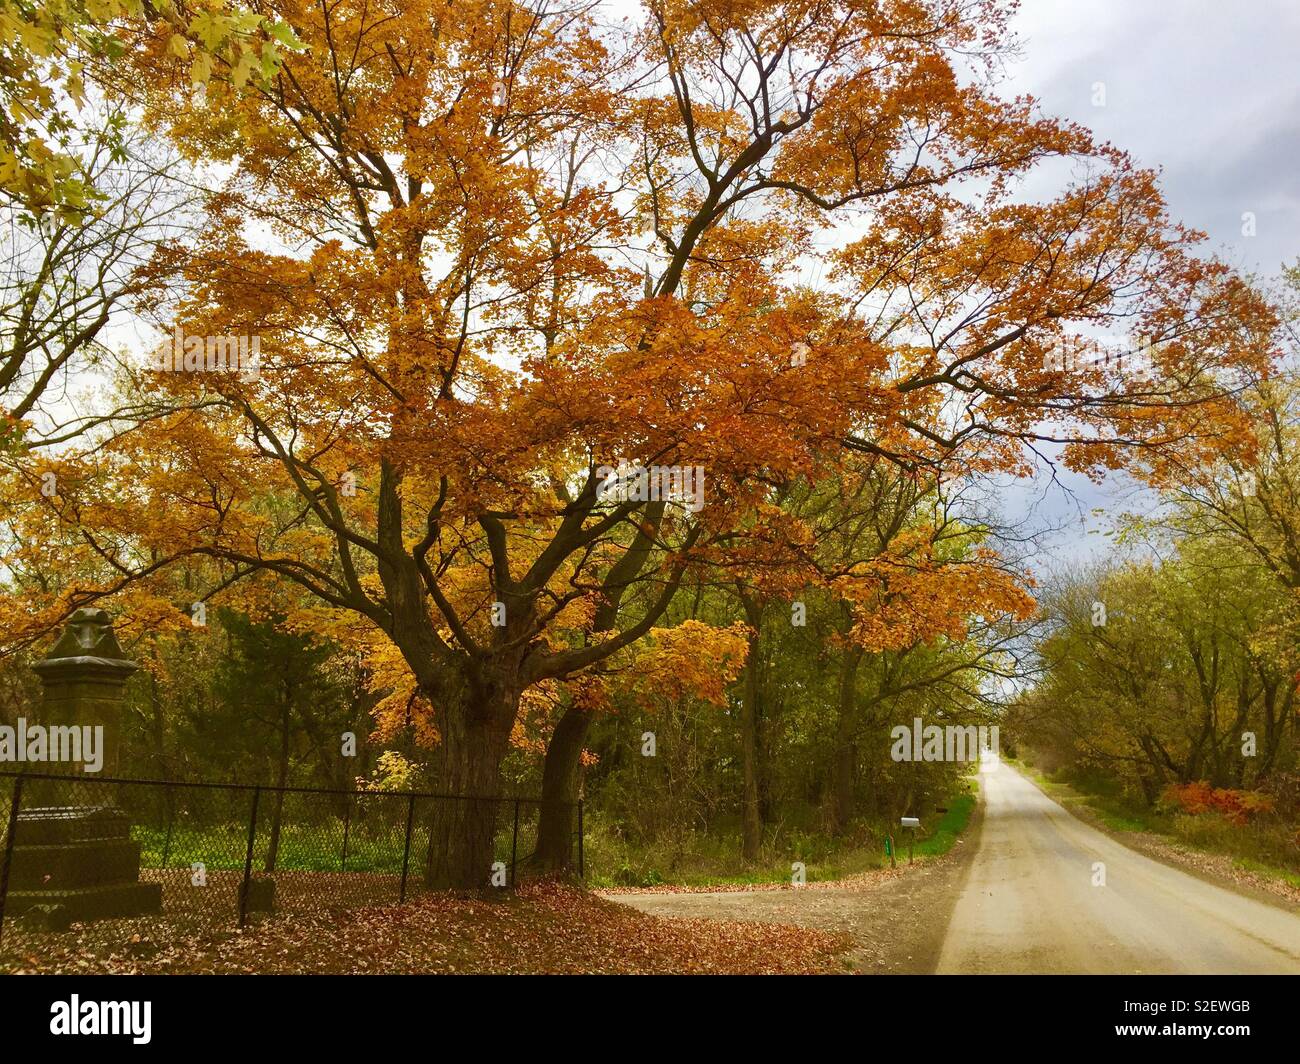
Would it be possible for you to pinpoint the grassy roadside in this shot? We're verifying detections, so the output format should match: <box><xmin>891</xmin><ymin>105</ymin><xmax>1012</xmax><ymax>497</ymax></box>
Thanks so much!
<box><xmin>588</xmin><ymin>776</ymin><xmax>981</xmax><ymax>889</ymax></box>
<box><xmin>912</xmin><ymin>787</ymin><xmax>979</xmax><ymax>859</ymax></box>
<box><xmin>1009</xmin><ymin>759</ymin><xmax>1152</xmax><ymax>832</ymax></box>
<box><xmin>1008</xmin><ymin>757</ymin><xmax>1300</xmax><ymax>896</ymax></box>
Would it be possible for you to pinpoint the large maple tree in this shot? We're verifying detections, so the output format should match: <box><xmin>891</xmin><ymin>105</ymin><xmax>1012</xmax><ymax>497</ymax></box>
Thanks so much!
<box><xmin>7</xmin><ymin>0</ymin><xmax>1277</xmax><ymax>886</ymax></box>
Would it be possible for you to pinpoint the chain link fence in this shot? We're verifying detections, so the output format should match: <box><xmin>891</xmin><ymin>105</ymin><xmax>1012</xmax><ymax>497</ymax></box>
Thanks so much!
<box><xmin>0</xmin><ymin>771</ymin><xmax>581</xmax><ymax>961</ymax></box>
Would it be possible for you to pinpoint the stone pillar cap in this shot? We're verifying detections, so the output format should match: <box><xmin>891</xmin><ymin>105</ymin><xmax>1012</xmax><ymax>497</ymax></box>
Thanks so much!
<box><xmin>32</xmin><ymin>607</ymin><xmax>138</xmax><ymax>677</ymax></box>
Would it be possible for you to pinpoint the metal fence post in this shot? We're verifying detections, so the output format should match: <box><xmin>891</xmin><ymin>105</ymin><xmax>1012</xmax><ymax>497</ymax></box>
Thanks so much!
<box><xmin>238</xmin><ymin>785</ymin><xmax>260</xmax><ymax>927</ymax></box>
<box><xmin>0</xmin><ymin>775</ymin><xmax>24</xmax><ymax>947</ymax></box>
<box><xmin>577</xmin><ymin>799</ymin><xmax>584</xmax><ymax>879</ymax></box>
<box><xmin>161</xmin><ymin>783</ymin><xmax>176</xmax><ymax>867</ymax></box>
<box><xmin>423</xmin><ymin>800</ymin><xmax>437</xmax><ymax>883</ymax></box>
<box><xmin>510</xmin><ymin>799</ymin><xmax>520</xmax><ymax>888</ymax></box>
<box><xmin>341</xmin><ymin>793</ymin><xmax>352</xmax><ymax>872</ymax></box>
<box><xmin>399</xmin><ymin>794</ymin><xmax>416</xmax><ymax>903</ymax></box>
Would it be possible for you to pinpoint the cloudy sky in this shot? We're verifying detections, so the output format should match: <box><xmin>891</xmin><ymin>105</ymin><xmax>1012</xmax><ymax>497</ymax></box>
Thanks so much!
<box><xmin>992</xmin><ymin>0</ymin><xmax>1300</xmax><ymax>567</ymax></box>
<box><xmin>1008</xmin><ymin>0</ymin><xmax>1297</xmax><ymax>279</ymax></box>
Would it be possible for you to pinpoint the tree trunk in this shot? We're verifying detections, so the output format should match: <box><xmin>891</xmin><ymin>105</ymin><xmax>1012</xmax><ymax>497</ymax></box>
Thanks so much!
<box><xmin>831</xmin><ymin>645</ymin><xmax>864</xmax><ymax>834</ymax></box>
<box><xmin>533</xmin><ymin>704</ymin><xmax>590</xmax><ymax>871</ymax></box>
<box><xmin>148</xmin><ymin>650</ymin><xmax>169</xmax><ymax>778</ymax></box>
<box><xmin>528</xmin><ymin>501</ymin><xmax>671</xmax><ymax>873</ymax></box>
<box><xmin>423</xmin><ymin>689</ymin><xmax>516</xmax><ymax>890</ymax></box>
<box><xmin>739</xmin><ymin>598</ymin><xmax>764</xmax><ymax>862</ymax></box>
<box><xmin>264</xmin><ymin>696</ymin><xmax>292</xmax><ymax>873</ymax></box>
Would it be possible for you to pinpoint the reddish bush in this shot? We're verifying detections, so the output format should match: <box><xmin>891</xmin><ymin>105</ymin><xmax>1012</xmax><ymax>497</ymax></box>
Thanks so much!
<box><xmin>1159</xmin><ymin>782</ymin><xmax>1275</xmax><ymax>825</ymax></box>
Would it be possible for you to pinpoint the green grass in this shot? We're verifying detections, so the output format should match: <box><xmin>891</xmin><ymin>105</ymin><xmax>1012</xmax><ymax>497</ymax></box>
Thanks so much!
<box><xmin>583</xmin><ymin>829</ymin><xmax>888</xmax><ymax>889</ymax></box>
<box><xmin>586</xmin><ymin>777</ymin><xmax>981</xmax><ymax>889</ymax></box>
<box><xmin>134</xmin><ymin>824</ymin><xmax>252</xmax><ymax>871</ymax></box>
<box><xmin>1233</xmin><ymin>857</ymin><xmax>1300</xmax><ymax>891</ymax></box>
<box><xmin>133</xmin><ymin>822</ymin><xmax>410</xmax><ymax>873</ymax></box>
<box><xmin>911</xmin><ymin>790</ymin><xmax>977</xmax><ymax>859</ymax></box>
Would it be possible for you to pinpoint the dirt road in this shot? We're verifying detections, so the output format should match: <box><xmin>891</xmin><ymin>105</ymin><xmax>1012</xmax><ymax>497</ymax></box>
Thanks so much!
<box><xmin>936</xmin><ymin>759</ymin><xmax>1300</xmax><ymax>974</ymax></box>
<box><xmin>613</xmin><ymin>759</ymin><xmax>1300</xmax><ymax>974</ymax></box>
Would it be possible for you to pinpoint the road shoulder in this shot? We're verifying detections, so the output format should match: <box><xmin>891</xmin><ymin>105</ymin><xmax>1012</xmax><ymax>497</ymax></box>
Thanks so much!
<box><xmin>1012</xmin><ymin>764</ymin><xmax>1300</xmax><ymax>916</ymax></box>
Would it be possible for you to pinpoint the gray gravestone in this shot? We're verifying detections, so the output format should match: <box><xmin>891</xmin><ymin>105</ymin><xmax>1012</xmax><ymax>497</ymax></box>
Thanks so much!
<box><xmin>6</xmin><ymin>609</ymin><xmax>161</xmax><ymax>929</ymax></box>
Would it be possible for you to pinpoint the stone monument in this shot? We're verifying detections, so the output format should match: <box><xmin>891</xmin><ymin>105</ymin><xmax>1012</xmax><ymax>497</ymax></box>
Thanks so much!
<box><xmin>5</xmin><ymin>608</ymin><xmax>162</xmax><ymax>929</ymax></box>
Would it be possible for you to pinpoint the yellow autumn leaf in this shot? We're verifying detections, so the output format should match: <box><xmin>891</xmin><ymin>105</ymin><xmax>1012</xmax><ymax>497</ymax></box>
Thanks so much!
<box><xmin>190</xmin><ymin>52</ymin><xmax>212</xmax><ymax>85</ymax></box>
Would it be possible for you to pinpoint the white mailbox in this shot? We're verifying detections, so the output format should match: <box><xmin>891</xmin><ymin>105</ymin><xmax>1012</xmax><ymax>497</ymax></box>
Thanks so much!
<box><xmin>900</xmin><ymin>816</ymin><xmax>920</xmax><ymax>828</ymax></box>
